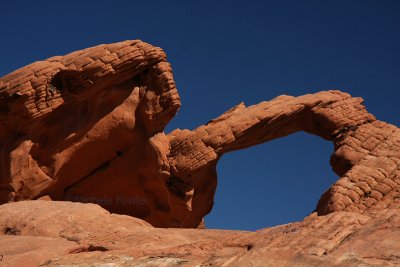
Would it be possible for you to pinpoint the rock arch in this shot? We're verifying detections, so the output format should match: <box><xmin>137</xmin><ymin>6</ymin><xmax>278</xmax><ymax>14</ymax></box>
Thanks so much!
<box><xmin>166</xmin><ymin>90</ymin><xmax>400</xmax><ymax>227</ymax></box>
<box><xmin>0</xmin><ymin>40</ymin><xmax>399</xmax><ymax>228</ymax></box>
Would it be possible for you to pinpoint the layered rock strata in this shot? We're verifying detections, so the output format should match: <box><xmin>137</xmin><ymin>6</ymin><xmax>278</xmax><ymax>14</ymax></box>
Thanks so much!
<box><xmin>0</xmin><ymin>40</ymin><xmax>399</xmax><ymax>230</ymax></box>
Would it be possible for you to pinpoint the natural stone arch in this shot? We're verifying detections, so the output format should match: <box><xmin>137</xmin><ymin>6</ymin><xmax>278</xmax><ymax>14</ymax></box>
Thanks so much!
<box><xmin>165</xmin><ymin>90</ymin><xmax>400</xmax><ymax>227</ymax></box>
<box><xmin>0</xmin><ymin>40</ymin><xmax>399</xmax><ymax>228</ymax></box>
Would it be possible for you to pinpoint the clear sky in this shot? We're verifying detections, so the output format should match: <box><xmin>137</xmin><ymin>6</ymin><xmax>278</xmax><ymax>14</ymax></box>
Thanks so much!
<box><xmin>1</xmin><ymin>1</ymin><xmax>399</xmax><ymax>230</ymax></box>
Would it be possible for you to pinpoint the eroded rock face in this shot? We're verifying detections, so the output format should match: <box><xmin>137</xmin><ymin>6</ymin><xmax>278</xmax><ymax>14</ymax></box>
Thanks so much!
<box><xmin>168</xmin><ymin>91</ymin><xmax>400</xmax><ymax>226</ymax></box>
<box><xmin>0</xmin><ymin>40</ymin><xmax>399</xmax><ymax>230</ymax></box>
<box><xmin>0</xmin><ymin>40</ymin><xmax>181</xmax><ymax>227</ymax></box>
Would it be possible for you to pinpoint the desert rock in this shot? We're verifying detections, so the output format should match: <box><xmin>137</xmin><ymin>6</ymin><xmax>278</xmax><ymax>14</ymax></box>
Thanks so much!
<box><xmin>0</xmin><ymin>201</ymin><xmax>399</xmax><ymax>266</ymax></box>
<box><xmin>0</xmin><ymin>40</ymin><xmax>182</xmax><ymax>227</ymax></box>
<box><xmin>1</xmin><ymin>40</ymin><xmax>399</xmax><ymax>228</ymax></box>
<box><xmin>0</xmin><ymin>40</ymin><xmax>399</xmax><ymax>266</ymax></box>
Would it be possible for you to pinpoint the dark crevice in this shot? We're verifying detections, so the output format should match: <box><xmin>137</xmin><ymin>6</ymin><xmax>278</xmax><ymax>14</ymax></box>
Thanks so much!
<box><xmin>63</xmin><ymin>159</ymin><xmax>113</xmax><ymax>195</ymax></box>
<box><xmin>87</xmin><ymin>245</ymin><xmax>108</xmax><ymax>252</ymax></box>
<box><xmin>0</xmin><ymin>92</ymin><xmax>24</xmax><ymax>113</ymax></box>
<box><xmin>131</xmin><ymin>73</ymin><xmax>142</xmax><ymax>86</ymax></box>
<box><xmin>166</xmin><ymin>176</ymin><xmax>192</xmax><ymax>199</ymax></box>
<box><xmin>4</xmin><ymin>227</ymin><xmax>20</xmax><ymax>235</ymax></box>
<box><xmin>50</xmin><ymin>72</ymin><xmax>64</xmax><ymax>91</ymax></box>
<box><xmin>131</xmin><ymin>68</ymin><xmax>150</xmax><ymax>87</ymax></box>
<box><xmin>331</xmin><ymin>124</ymin><xmax>359</xmax><ymax>140</ymax></box>
<box><xmin>61</xmin><ymin>148</ymin><xmax>130</xmax><ymax>200</ymax></box>
<box><xmin>246</xmin><ymin>244</ymin><xmax>254</xmax><ymax>251</ymax></box>
<box><xmin>50</xmin><ymin>70</ymin><xmax>93</xmax><ymax>95</ymax></box>
<box><xmin>69</xmin><ymin>244</ymin><xmax>108</xmax><ymax>254</ymax></box>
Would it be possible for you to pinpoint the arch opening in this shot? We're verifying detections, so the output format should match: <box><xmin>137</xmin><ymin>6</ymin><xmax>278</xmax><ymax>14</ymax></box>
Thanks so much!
<box><xmin>205</xmin><ymin>131</ymin><xmax>337</xmax><ymax>231</ymax></box>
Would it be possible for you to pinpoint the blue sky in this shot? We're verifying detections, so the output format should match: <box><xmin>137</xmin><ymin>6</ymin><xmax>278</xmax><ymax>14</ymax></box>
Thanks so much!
<box><xmin>1</xmin><ymin>1</ymin><xmax>399</xmax><ymax>230</ymax></box>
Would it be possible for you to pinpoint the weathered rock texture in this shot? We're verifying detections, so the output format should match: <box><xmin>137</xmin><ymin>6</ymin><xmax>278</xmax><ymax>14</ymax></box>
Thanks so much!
<box><xmin>1</xmin><ymin>40</ymin><xmax>400</xmax><ymax>230</ymax></box>
<box><xmin>0</xmin><ymin>201</ymin><xmax>399</xmax><ymax>266</ymax></box>
<box><xmin>0</xmin><ymin>40</ymin><xmax>400</xmax><ymax>266</ymax></box>
<box><xmin>0</xmin><ymin>40</ymin><xmax>182</xmax><ymax>227</ymax></box>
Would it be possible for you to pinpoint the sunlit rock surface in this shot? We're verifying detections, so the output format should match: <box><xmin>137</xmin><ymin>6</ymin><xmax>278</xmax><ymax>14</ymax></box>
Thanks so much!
<box><xmin>0</xmin><ymin>40</ymin><xmax>399</xmax><ymax>266</ymax></box>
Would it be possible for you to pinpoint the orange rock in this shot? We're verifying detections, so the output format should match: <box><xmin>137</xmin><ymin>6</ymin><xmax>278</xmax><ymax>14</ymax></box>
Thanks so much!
<box><xmin>0</xmin><ymin>40</ymin><xmax>181</xmax><ymax>227</ymax></box>
<box><xmin>0</xmin><ymin>201</ymin><xmax>398</xmax><ymax>266</ymax></box>
<box><xmin>0</xmin><ymin>40</ymin><xmax>400</xmax><ymax>266</ymax></box>
<box><xmin>1</xmin><ymin>40</ymin><xmax>400</xmax><ymax>229</ymax></box>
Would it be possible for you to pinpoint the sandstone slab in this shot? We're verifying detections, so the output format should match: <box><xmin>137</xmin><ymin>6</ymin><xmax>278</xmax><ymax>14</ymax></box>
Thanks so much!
<box><xmin>0</xmin><ymin>201</ymin><xmax>399</xmax><ymax>266</ymax></box>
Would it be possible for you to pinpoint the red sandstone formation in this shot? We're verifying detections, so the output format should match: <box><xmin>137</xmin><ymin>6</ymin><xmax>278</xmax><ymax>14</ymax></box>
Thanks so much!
<box><xmin>0</xmin><ymin>40</ymin><xmax>399</xmax><ymax>266</ymax></box>
<box><xmin>0</xmin><ymin>40</ymin><xmax>181</xmax><ymax>227</ymax></box>
<box><xmin>0</xmin><ymin>201</ymin><xmax>399</xmax><ymax>266</ymax></box>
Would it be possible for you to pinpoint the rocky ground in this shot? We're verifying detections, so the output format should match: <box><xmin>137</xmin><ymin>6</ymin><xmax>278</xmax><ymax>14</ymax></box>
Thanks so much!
<box><xmin>1</xmin><ymin>201</ymin><xmax>399</xmax><ymax>266</ymax></box>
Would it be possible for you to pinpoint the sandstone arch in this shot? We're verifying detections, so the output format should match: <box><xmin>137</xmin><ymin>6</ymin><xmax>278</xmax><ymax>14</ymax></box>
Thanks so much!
<box><xmin>0</xmin><ymin>40</ymin><xmax>399</xmax><ymax>228</ymax></box>
<box><xmin>166</xmin><ymin>90</ymin><xmax>400</xmax><ymax>227</ymax></box>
